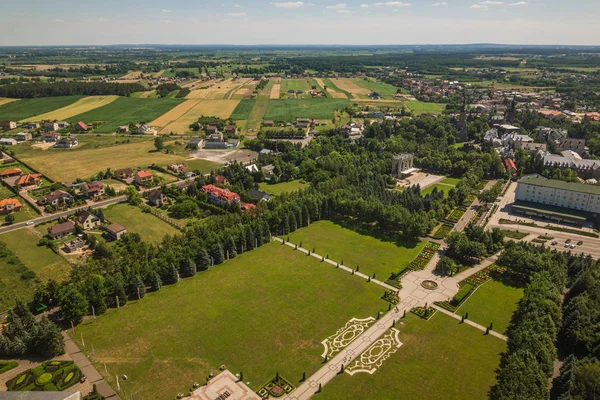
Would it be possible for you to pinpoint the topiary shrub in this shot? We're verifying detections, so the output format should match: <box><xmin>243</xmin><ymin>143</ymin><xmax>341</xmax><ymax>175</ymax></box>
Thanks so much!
<box><xmin>35</xmin><ymin>373</ymin><xmax>53</xmax><ymax>386</ymax></box>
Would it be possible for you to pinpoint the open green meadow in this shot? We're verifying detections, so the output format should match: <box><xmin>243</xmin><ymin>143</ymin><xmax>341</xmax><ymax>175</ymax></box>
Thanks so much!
<box><xmin>285</xmin><ymin>220</ymin><xmax>425</xmax><ymax>279</ymax></box>
<box><xmin>229</xmin><ymin>99</ymin><xmax>256</xmax><ymax>120</ymax></box>
<box><xmin>1</xmin><ymin>228</ymin><xmax>72</xmax><ymax>282</ymax></box>
<box><xmin>258</xmin><ymin>180</ymin><xmax>307</xmax><ymax>196</ymax></box>
<box><xmin>353</xmin><ymin>78</ymin><xmax>399</xmax><ymax>98</ymax></box>
<box><xmin>457</xmin><ymin>278</ymin><xmax>524</xmax><ymax>334</ymax></box>
<box><xmin>421</xmin><ymin>183</ymin><xmax>454</xmax><ymax>197</ymax></box>
<box><xmin>280</xmin><ymin>78</ymin><xmax>316</xmax><ymax>95</ymax></box>
<box><xmin>183</xmin><ymin>159</ymin><xmax>223</xmax><ymax>174</ymax></box>
<box><xmin>0</xmin><ymin>96</ymin><xmax>83</xmax><ymax>121</ymax></box>
<box><xmin>404</xmin><ymin>100</ymin><xmax>445</xmax><ymax>114</ymax></box>
<box><xmin>322</xmin><ymin>78</ymin><xmax>352</xmax><ymax>98</ymax></box>
<box><xmin>67</xmin><ymin>97</ymin><xmax>185</xmax><ymax>133</ymax></box>
<box><xmin>265</xmin><ymin>99</ymin><xmax>350</xmax><ymax>121</ymax></box>
<box><xmin>71</xmin><ymin>242</ymin><xmax>388</xmax><ymax>399</ymax></box>
<box><xmin>320</xmin><ymin>312</ymin><xmax>506</xmax><ymax>400</ymax></box>
<box><xmin>441</xmin><ymin>177</ymin><xmax>460</xmax><ymax>185</ymax></box>
<box><xmin>0</xmin><ymin>250</ymin><xmax>37</xmax><ymax>313</ymax></box>
<box><xmin>246</xmin><ymin>98</ymin><xmax>270</xmax><ymax>129</ymax></box>
<box><xmin>161</xmin><ymin>68</ymin><xmax>200</xmax><ymax>78</ymax></box>
<box><xmin>103</xmin><ymin>204</ymin><xmax>180</xmax><ymax>243</ymax></box>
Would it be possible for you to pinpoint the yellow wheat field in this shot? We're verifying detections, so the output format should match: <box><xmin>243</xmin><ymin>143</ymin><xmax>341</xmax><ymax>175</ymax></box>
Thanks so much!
<box><xmin>20</xmin><ymin>95</ymin><xmax>119</xmax><ymax>122</ymax></box>
<box><xmin>149</xmin><ymin>99</ymin><xmax>201</xmax><ymax>128</ymax></box>
<box><xmin>0</xmin><ymin>97</ymin><xmax>20</xmax><ymax>108</ymax></box>
<box><xmin>315</xmin><ymin>78</ymin><xmax>348</xmax><ymax>99</ymax></box>
<box><xmin>270</xmin><ymin>84</ymin><xmax>281</xmax><ymax>99</ymax></box>
<box><xmin>185</xmin><ymin>78</ymin><xmax>252</xmax><ymax>100</ymax></box>
<box><xmin>159</xmin><ymin>99</ymin><xmax>241</xmax><ymax>133</ymax></box>
<box><xmin>333</xmin><ymin>78</ymin><xmax>371</xmax><ymax>97</ymax></box>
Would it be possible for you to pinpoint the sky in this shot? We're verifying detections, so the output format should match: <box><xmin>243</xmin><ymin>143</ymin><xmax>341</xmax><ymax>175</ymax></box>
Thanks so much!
<box><xmin>1</xmin><ymin>0</ymin><xmax>599</xmax><ymax>46</ymax></box>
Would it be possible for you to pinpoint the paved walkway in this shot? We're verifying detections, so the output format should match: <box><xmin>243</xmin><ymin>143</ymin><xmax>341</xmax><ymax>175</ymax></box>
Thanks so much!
<box><xmin>275</xmin><ymin>238</ymin><xmax>505</xmax><ymax>400</ymax></box>
<box><xmin>63</xmin><ymin>332</ymin><xmax>121</xmax><ymax>399</ymax></box>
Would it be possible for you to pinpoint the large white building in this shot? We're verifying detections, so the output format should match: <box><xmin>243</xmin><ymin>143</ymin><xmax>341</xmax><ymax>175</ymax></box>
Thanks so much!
<box><xmin>515</xmin><ymin>174</ymin><xmax>600</xmax><ymax>214</ymax></box>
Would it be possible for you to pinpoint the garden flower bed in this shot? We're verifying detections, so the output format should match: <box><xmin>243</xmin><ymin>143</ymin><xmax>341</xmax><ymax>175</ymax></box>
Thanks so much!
<box><xmin>410</xmin><ymin>306</ymin><xmax>437</xmax><ymax>320</ymax></box>
<box><xmin>446</xmin><ymin>208</ymin><xmax>466</xmax><ymax>223</ymax></box>
<box><xmin>432</xmin><ymin>224</ymin><xmax>453</xmax><ymax>240</ymax></box>
<box><xmin>434</xmin><ymin>301</ymin><xmax>456</xmax><ymax>312</ymax></box>
<box><xmin>6</xmin><ymin>360</ymin><xmax>81</xmax><ymax>392</ymax></box>
<box><xmin>407</xmin><ymin>242</ymin><xmax>440</xmax><ymax>271</ymax></box>
<box><xmin>381</xmin><ymin>290</ymin><xmax>400</xmax><ymax>305</ymax></box>
<box><xmin>258</xmin><ymin>374</ymin><xmax>295</xmax><ymax>398</ymax></box>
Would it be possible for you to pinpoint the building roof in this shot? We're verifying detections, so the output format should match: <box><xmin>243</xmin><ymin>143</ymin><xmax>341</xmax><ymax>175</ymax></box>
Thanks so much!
<box><xmin>83</xmin><ymin>181</ymin><xmax>104</xmax><ymax>192</ymax></box>
<box><xmin>115</xmin><ymin>168</ymin><xmax>133</xmax><ymax>175</ymax></box>
<box><xmin>16</xmin><ymin>173</ymin><xmax>42</xmax><ymax>186</ymax></box>
<box><xmin>48</xmin><ymin>221</ymin><xmax>75</xmax><ymax>235</ymax></box>
<box><xmin>248</xmin><ymin>188</ymin><xmax>270</xmax><ymax>201</ymax></box>
<box><xmin>148</xmin><ymin>189</ymin><xmax>164</xmax><ymax>201</ymax></box>
<box><xmin>518</xmin><ymin>174</ymin><xmax>600</xmax><ymax>195</ymax></box>
<box><xmin>0</xmin><ymin>168</ymin><xmax>22</xmax><ymax>176</ymax></box>
<box><xmin>46</xmin><ymin>189</ymin><xmax>71</xmax><ymax>202</ymax></box>
<box><xmin>76</xmin><ymin>121</ymin><xmax>87</xmax><ymax>130</ymax></box>
<box><xmin>202</xmin><ymin>184</ymin><xmax>240</xmax><ymax>202</ymax></box>
<box><xmin>136</xmin><ymin>170</ymin><xmax>153</xmax><ymax>179</ymax></box>
<box><xmin>0</xmin><ymin>198</ymin><xmax>22</xmax><ymax>208</ymax></box>
<box><xmin>106</xmin><ymin>223</ymin><xmax>127</xmax><ymax>234</ymax></box>
<box><xmin>75</xmin><ymin>210</ymin><xmax>96</xmax><ymax>224</ymax></box>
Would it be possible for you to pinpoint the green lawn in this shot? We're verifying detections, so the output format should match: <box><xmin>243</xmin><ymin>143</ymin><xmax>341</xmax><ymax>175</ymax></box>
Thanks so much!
<box><xmin>258</xmin><ymin>180</ymin><xmax>307</xmax><ymax>196</ymax></box>
<box><xmin>286</xmin><ymin>220</ymin><xmax>425</xmax><ymax>279</ymax></box>
<box><xmin>229</xmin><ymin>99</ymin><xmax>256</xmax><ymax>120</ymax></box>
<box><xmin>0</xmin><ymin>251</ymin><xmax>37</xmax><ymax>313</ymax></box>
<box><xmin>264</xmin><ymin>99</ymin><xmax>350</xmax><ymax>122</ymax></box>
<box><xmin>457</xmin><ymin>279</ymin><xmax>524</xmax><ymax>334</ymax></box>
<box><xmin>320</xmin><ymin>312</ymin><xmax>506</xmax><ymax>400</ymax></box>
<box><xmin>0</xmin><ymin>184</ymin><xmax>39</xmax><ymax>224</ymax></box>
<box><xmin>184</xmin><ymin>159</ymin><xmax>223</xmax><ymax>175</ymax></box>
<box><xmin>421</xmin><ymin>184</ymin><xmax>453</xmax><ymax>197</ymax></box>
<box><xmin>441</xmin><ymin>177</ymin><xmax>460</xmax><ymax>186</ymax></box>
<box><xmin>404</xmin><ymin>100</ymin><xmax>445</xmax><ymax>114</ymax></box>
<box><xmin>0</xmin><ymin>228</ymin><xmax>72</xmax><ymax>282</ymax></box>
<box><xmin>103</xmin><ymin>203</ymin><xmax>180</xmax><ymax>243</ymax></box>
<box><xmin>67</xmin><ymin>97</ymin><xmax>185</xmax><ymax>133</ymax></box>
<box><xmin>352</xmin><ymin>78</ymin><xmax>399</xmax><ymax>98</ymax></box>
<box><xmin>71</xmin><ymin>242</ymin><xmax>388</xmax><ymax>399</ymax></box>
<box><xmin>280</xmin><ymin>78</ymin><xmax>314</xmax><ymax>94</ymax></box>
<box><xmin>0</xmin><ymin>96</ymin><xmax>84</xmax><ymax>121</ymax></box>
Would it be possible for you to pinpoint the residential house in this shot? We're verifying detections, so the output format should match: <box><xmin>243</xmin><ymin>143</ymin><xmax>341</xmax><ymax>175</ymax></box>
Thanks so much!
<box><xmin>240</xmin><ymin>202</ymin><xmax>256</xmax><ymax>212</ymax></box>
<box><xmin>504</xmin><ymin>158</ymin><xmax>518</xmax><ymax>177</ymax></box>
<box><xmin>201</xmin><ymin>184</ymin><xmax>241</xmax><ymax>206</ymax></box>
<box><xmin>75</xmin><ymin>121</ymin><xmax>88</xmax><ymax>132</ymax></box>
<box><xmin>225</xmin><ymin>125</ymin><xmax>238</xmax><ymax>135</ymax></box>
<box><xmin>105</xmin><ymin>223</ymin><xmax>127</xmax><ymax>240</ymax></box>
<box><xmin>134</xmin><ymin>170</ymin><xmax>153</xmax><ymax>185</ymax></box>
<box><xmin>75</xmin><ymin>210</ymin><xmax>101</xmax><ymax>230</ymax></box>
<box><xmin>296</xmin><ymin>119</ymin><xmax>311</xmax><ymax>129</ymax></box>
<box><xmin>0</xmin><ymin>168</ymin><xmax>22</xmax><ymax>178</ymax></box>
<box><xmin>42</xmin><ymin>132</ymin><xmax>61</xmax><ymax>142</ymax></box>
<box><xmin>248</xmin><ymin>188</ymin><xmax>271</xmax><ymax>202</ymax></box>
<box><xmin>55</xmin><ymin>137</ymin><xmax>78</xmax><ymax>148</ymax></box>
<box><xmin>168</xmin><ymin>164</ymin><xmax>188</xmax><ymax>174</ymax></box>
<box><xmin>0</xmin><ymin>198</ymin><xmax>22</xmax><ymax>214</ymax></box>
<box><xmin>186</xmin><ymin>137</ymin><xmax>204</xmax><ymax>149</ymax></box>
<box><xmin>38</xmin><ymin>190</ymin><xmax>73</xmax><ymax>207</ymax></box>
<box><xmin>215</xmin><ymin>174</ymin><xmax>228</xmax><ymax>185</ymax></box>
<box><xmin>137</xmin><ymin>124</ymin><xmax>156</xmax><ymax>134</ymax></box>
<box><xmin>1</xmin><ymin>121</ymin><xmax>17</xmax><ymax>130</ymax></box>
<box><xmin>81</xmin><ymin>181</ymin><xmax>105</xmax><ymax>198</ymax></box>
<box><xmin>514</xmin><ymin>141</ymin><xmax>548</xmax><ymax>152</ymax></box>
<box><xmin>263</xmin><ymin>120</ymin><xmax>275</xmax><ymax>127</ymax></box>
<box><xmin>57</xmin><ymin>121</ymin><xmax>70</xmax><ymax>129</ymax></box>
<box><xmin>44</xmin><ymin>122</ymin><xmax>59</xmax><ymax>132</ymax></box>
<box><xmin>245</xmin><ymin>164</ymin><xmax>259</xmax><ymax>173</ymax></box>
<box><xmin>63</xmin><ymin>237</ymin><xmax>86</xmax><ymax>253</ymax></box>
<box><xmin>17</xmin><ymin>132</ymin><xmax>32</xmax><ymax>141</ymax></box>
<box><xmin>0</xmin><ymin>138</ymin><xmax>17</xmax><ymax>146</ymax></box>
<box><xmin>556</xmin><ymin>138</ymin><xmax>586</xmax><ymax>156</ymax></box>
<box><xmin>16</xmin><ymin>173</ymin><xmax>42</xmax><ymax>187</ymax></box>
<box><xmin>23</xmin><ymin>123</ymin><xmax>39</xmax><ymax>130</ymax></box>
<box><xmin>204</xmin><ymin>133</ymin><xmax>227</xmax><ymax>149</ymax></box>
<box><xmin>206</xmin><ymin>125</ymin><xmax>219</xmax><ymax>134</ymax></box>
<box><xmin>48</xmin><ymin>221</ymin><xmax>76</xmax><ymax>240</ymax></box>
<box><xmin>114</xmin><ymin>168</ymin><xmax>133</xmax><ymax>180</ymax></box>
<box><xmin>147</xmin><ymin>189</ymin><xmax>167</xmax><ymax>206</ymax></box>
<box><xmin>117</xmin><ymin>125</ymin><xmax>129</xmax><ymax>133</ymax></box>
<box><xmin>261</xmin><ymin>164</ymin><xmax>275</xmax><ymax>181</ymax></box>
<box><xmin>227</xmin><ymin>139</ymin><xmax>240</xmax><ymax>148</ymax></box>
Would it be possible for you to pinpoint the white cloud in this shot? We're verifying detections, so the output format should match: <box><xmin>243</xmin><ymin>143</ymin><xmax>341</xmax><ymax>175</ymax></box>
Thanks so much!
<box><xmin>360</xmin><ymin>3</ymin><xmax>369</xmax><ymax>7</ymax></box>
<box><xmin>271</xmin><ymin>1</ymin><xmax>305</xmax><ymax>8</ymax></box>
<box><xmin>326</xmin><ymin>3</ymin><xmax>347</xmax><ymax>9</ymax></box>
<box><xmin>432</xmin><ymin>1</ymin><xmax>447</xmax><ymax>5</ymax></box>
<box><xmin>509</xmin><ymin>1</ymin><xmax>527</xmax><ymax>5</ymax></box>
<box><xmin>228</xmin><ymin>12</ymin><xmax>247</xmax><ymax>16</ymax></box>
<box><xmin>337</xmin><ymin>9</ymin><xmax>355</xmax><ymax>13</ymax></box>
<box><xmin>470</xmin><ymin>4</ymin><xmax>487</xmax><ymax>8</ymax></box>
<box><xmin>478</xmin><ymin>1</ymin><xmax>503</xmax><ymax>4</ymax></box>
<box><xmin>234</xmin><ymin>4</ymin><xmax>242</xmax><ymax>7</ymax></box>
<box><xmin>162</xmin><ymin>9</ymin><xmax>172</xmax><ymax>13</ymax></box>
<box><xmin>373</xmin><ymin>1</ymin><xmax>412</xmax><ymax>6</ymax></box>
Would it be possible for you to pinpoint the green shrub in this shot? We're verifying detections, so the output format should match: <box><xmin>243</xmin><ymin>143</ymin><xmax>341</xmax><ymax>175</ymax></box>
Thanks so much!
<box><xmin>36</xmin><ymin>373</ymin><xmax>53</xmax><ymax>385</ymax></box>
<box><xmin>452</xmin><ymin>283</ymin><xmax>474</xmax><ymax>305</ymax></box>
<box><xmin>0</xmin><ymin>361</ymin><xmax>18</xmax><ymax>374</ymax></box>
<box><xmin>44</xmin><ymin>383</ymin><xmax>59</xmax><ymax>391</ymax></box>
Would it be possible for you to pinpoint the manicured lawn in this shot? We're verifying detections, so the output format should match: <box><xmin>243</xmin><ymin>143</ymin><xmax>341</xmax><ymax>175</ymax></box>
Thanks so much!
<box><xmin>0</xmin><ymin>96</ymin><xmax>84</xmax><ymax>121</ymax></box>
<box><xmin>264</xmin><ymin>99</ymin><xmax>350</xmax><ymax>122</ymax></box>
<box><xmin>258</xmin><ymin>180</ymin><xmax>307</xmax><ymax>196</ymax></box>
<box><xmin>441</xmin><ymin>177</ymin><xmax>460</xmax><ymax>186</ymax></box>
<box><xmin>67</xmin><ymin>97</ymin><xmax>185</xmax><ymax>133</ymax></box>
<box><xmin>457</xmin><ymin>279</ymin><xmax>524</xmax><ymax>334</ymax></box>
<box><xmin>183</xmin><ymin>159</ymin><xmax>222</xmax><ymax>174</ymax></box>
<box><xmin>1</xmin><ymin>228</ymin><xmax>72</xmax><ymax>282</ymax></box>
<box><xmin>421</xmin><ymin>184</ymin><xmax>453</xmax><ymax>197</ymax></box>
<box><xmin>320</xmin><ymin>312</ymin><xmax>506</xmax><ymax>400</ymax></box>
<box><xmin>286</xmin><ymin>220</ymin><xmax>425</xmax><ymax>279</ymax></box>
<box><xmin>103</xmin><ymin>203</ymin><xmax>180</xmax><ymax>243</ymax></box>
<box><xmin>71</xmin><ymin>242</ymin><xmax>388</xmax><ymax>399</ymax></box>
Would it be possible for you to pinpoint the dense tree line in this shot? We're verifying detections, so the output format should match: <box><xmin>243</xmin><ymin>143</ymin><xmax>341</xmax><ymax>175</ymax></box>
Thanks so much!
<box><xmin>0</xmin><ymin>81</ymin><xmax>145</xmax><ymax>98</ymax></box>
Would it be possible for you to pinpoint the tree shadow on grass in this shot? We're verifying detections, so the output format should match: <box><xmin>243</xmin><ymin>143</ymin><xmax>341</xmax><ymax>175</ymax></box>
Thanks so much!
<box><xmin>328</xmin><ymin>215</ymin><xmax>421</xmax><ymax>250</ymax></box>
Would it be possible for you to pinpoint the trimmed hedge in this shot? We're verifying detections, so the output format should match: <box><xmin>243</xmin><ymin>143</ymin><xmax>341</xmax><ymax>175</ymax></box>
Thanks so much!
<box><xmin>452</xmin><ymin>283</ymin><xmax>474</xmax><ymax>305</ymax></box>
<box><xmin>0</xmin><ymin>361</ymin><xmax>18</xmax><ymax>374</ymax></box>
<box><xmin>6</xmin><ymin>360</ymin><xmax>81</xmax><ymax>392</ymax></box>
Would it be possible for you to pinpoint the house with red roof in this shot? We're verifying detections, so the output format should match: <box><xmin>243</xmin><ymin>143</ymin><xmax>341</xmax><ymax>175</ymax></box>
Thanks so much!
<box><xmin>504</xmin><ymin>158</ymin><xmax>517</xmax><ymax>177</ymax></box>
<box><xmin>0</xmin><ymin>198</ymin><xmax>22</xmax><ymax>214</ymax></box>
<box><xmin>75</xmin><ymin>121</ymin><xmax>88</xmax><ymax>131</ymax></box>
<box><xmin>16</xmin><ymin>173</ymin><xmax>42</xmax><ymax>187</ymax></box>
<box><xmin>82</xmin><ymin>181</ymin><xmax>105</xmax><ymax>198</ymax></box>
<box><xmin>202</xmin><ymin>184</ymin><xmax>240</xmax><ymax>206</ymax></box>
<box><xmin>134</xmin><ymin>170</ymin><xmax>154</xmax><ymax>185</ymax></box>
<box><xmin>0</xmin><ymin>168</ymin><xmax>22</xmax><ymax>178</ymax></box>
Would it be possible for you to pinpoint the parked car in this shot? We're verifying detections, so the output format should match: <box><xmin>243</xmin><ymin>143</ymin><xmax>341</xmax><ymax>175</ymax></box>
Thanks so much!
<box><xmin>577</xmin><ymin>241</ymin><xmax>583</xmax><ymax>246</ymax></box>
<box><xmin>551</xmin><ymin>241</ymin><xmax>557</xmax><ymax>245</ymax></box>
<box><xmin>570</xmin><ymin>244</ymin><xmax>576</xmax><ymax>249</ymax></box>
<box><xmin>26</xmin><ymin>221</ymin><xmax>35</xmax><ymax>226</ymax></box>
<box><xmin>564</xmin><ymin>244</ymin><xmax>570</xmax><ymax>248</ymax></box>
<box><xmin>566</xmin><ymin>239</ymin><xmax>571</xmax><ymax>244</ymax></box>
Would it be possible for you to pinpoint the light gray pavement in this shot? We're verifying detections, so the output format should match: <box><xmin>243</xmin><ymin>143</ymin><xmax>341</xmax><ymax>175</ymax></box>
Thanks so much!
<box><xmin>454</xmin><ymin>180</ymin><xmax>497</xmax><ymax>233</ymax></box>
<box><xmin>275</xmin><ymin>238</ymin><xmax>506</xmax><ymax>400</ymax></box>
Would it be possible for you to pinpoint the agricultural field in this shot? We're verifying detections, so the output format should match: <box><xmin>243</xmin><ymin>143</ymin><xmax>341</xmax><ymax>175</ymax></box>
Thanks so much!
<box><xmin>0</xmin><ymin>250</ymin><xmax>37</xmax><ymax>313</ymax></box>
<box><xmin>70</xmin><ymin>242</ymin><xmax>388</xmax><ymax>399</ymax></box>
<box><xmin>246</xmin><ymin>98</ymin><xmax>270</xmax><ymax>129</ymax></box>
<box><xmin>332</xmin><ymin>78</ymin><xmax>372</xmax><ymax>98</ymax></box>
<box><xmin>185</xmin><ymin>78</ymin><xmax>254</xmax><ymax>100</ymax></box>
<box><xmin>457</xmin><ymin>279</ymin><xmax>524</xmax><ymax>334</ymax></box>
<box><xmin>0</xmin><ymin>97</ymin><xmax>19</xmax><ymax>107</ymax></box>
<box><xmin>321</xmin><ymin>312</ymin><xmax>506</xmax><ymax>400</ymax></box>
<box><xmin>353</xmin><ymin>78</ymin><xmax>400</xmax><ymax>99</ymax></box>
<box><xmin>1</xmin><ymin>228</ymin><xmax>72</xmax><ymax>282</ymax></box>
<box><xmin>404</xmin><ymin>100</ymin><xmax>446</xmax><ymax>114</ymax></box>
<box><xmin>67</xmin><ymin>97</ymin><xmax>185</xmax><ymax>133</ymax></box>
<box><xmin>15</xmin><ymin>137</ymin><xmax>184</xmax><ymax>182</ymax></box>
<box><xmin>264</xmin><ymin>99</ymin><xmax>350</xmax><ymax>121</ymax></box>
<box><xmin>0</xmin><ymin>96</ymin><xmax>83</xmax><ymax>121</ymax></box>
<box><xmin>285</xmin><ymin>220</ymin><xmax>425</xmax><ymax>279</ymax></box>
<box><xmin>230</xmin><ymin>99</ymin><xmax>256</xmax><ymax>120</ymax></box>
<box><xmin>258</xmin><ymin>180</ymin><xmax>307</xmax><ymax>196</ymax></box>
<box><xmin>22</xmin><ymin>95</ymin><xmax>119</xmax><ymax>122</ymax></box>
<box><xmin>280</xmin><ymin>78</ymin><xmax>320</xmax><ymax>98</ymax></box>
<box><xmin>153</xmin><ymin>99</ymin><xmax>240</xmax><ymax>134</ymax></box>
<box><xmin>102</xmin><ymin>203</ymin><xmax>180</xmax><ymax>243</ymax></box>
<box><xmin>161</xmin><ymin>67</ymin><xmax>201</xmax><ymax>78</ymax></box>
<box><xmin>321</xmin><ymin>78</ymin><xmax>352</xmax><ymax>99</ymax></box>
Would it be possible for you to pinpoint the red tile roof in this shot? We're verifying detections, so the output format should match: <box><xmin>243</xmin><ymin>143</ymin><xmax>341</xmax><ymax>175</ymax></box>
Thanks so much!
<box><xmin>0</xmin><ymin>198</ymin><xmax>21</xmax><ymax>209</ymax></box>
<box><xmin>201</xmin><ymin>184</ymin><xmax>240</xmax><ymax>203</ymax></box>
<box><xmin>16</xmin><ymin>173</ymin><xmax>42</xmax><ymax>186</ymax></box>
<box><xmin>0</xmin><ymin>168</ymin><xmax>22</xmax><ymax>177</ymax></box>
<box><xmin>136</xmin><ymin>170</ymin><xmax>153</xmax><ymax>179</ymax></box>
